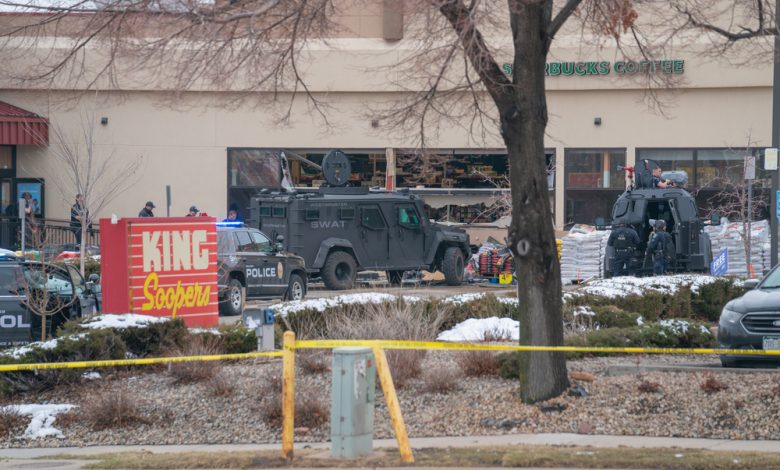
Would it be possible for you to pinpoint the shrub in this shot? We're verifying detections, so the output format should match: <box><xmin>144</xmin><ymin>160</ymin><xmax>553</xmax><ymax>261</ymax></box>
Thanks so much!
<box><xmin>496</xmin><ymin>351</ymin><xmax>523</xmax><ymax>380</ymax></box>
<box><xmin>701</xmin><ymin>373</ymin><xmax>728</xmax><ymax>394</ymax></box>
<box><xmin>206</xmin><ymin>372</ymin><xmax>234</xmax><ymax>397</ymax></box>
<box><xmin>167</xmin><ymin>335</ymin><xmax>223</xmax><ymax>384</ymax></box>
<box><xmin>591</xmin><ymin>306</ymin><xmax>641</xmax><ymax>329</ymax></box>
<box><xmin>298</xmin><ymin>351</ymin><xmax>330</xmax><ymax>375</ymax></box>
<box><xmin>691</xmin><ymin>279</ymin><xmax>746</xmax><ymax>321</ymax></box>
<box><xmin>637</xmin><ymin>380</ymin><xmax>662</xmax><ymax>393</ymax></box>
<box><xmin>455</xmin><ymin>350</ymin><xmax>500</xmax><ymax>377</ymax></box>
<box><xmin>217</xmin><ymin>323</ymin><xmax>256</xmax><ymax>354</ymax></box>
<box><xmin>0</xmin><ymin>409</ymin><xmax>25</xmax><ymax>438</ymax></box>
<box><xmin>434</xmin><ymin>294</ymin><xmax>519</xmax><ymax>331</ymax></box>
<box><xmin>422</xmin><ymin>367</ymin><xmax>459</xmax><ymax>394</ymax></box>
<box><xmin>260</xmin><ymin>390</ymin><xmax>328</xmax><ymax>429</ymax></box>
<box><xmin>0</xmin><ymin>329</ymin><xmax>127</xmax><ymax>396</ymax></box>
<box><xmin>83</xmin><ymin>387</ymin><xmax>151</xmax><ymax>430</ymax></box>
<box><xmin>115</xmin><ymin>318</ymin><xmax>189</xmax><ymax>358</ymax></box>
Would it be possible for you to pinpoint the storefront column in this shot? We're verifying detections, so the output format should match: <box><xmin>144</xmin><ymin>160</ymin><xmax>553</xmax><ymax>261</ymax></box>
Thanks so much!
<box><xmin>385</xmin><ymin>148</ymin><xmax>396</xmax><ymax>190</ymax></box>
<box><xmin>554</xmin><ymin>146</ymin><xmax>565</xmax><ymax>230</ymax></box>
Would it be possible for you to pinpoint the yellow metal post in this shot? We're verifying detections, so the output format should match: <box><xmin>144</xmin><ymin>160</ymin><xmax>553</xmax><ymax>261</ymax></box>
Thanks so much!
<box><xmin>281</xmin><ymin>331</ymin><xmax>296</xmax><ymax>460</ymax></box>
<box><xmin>372</xmin><ymin>346</ymin><xmax>414</xmax><ymax>463</ymax></box>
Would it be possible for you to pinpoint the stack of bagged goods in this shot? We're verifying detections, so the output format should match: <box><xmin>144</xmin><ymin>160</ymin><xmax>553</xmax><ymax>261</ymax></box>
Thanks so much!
<box><xmin>707</xmin><ymin>219</ymin><xmax>769</xmax><ymax>276</ymax></box>
<box><xmin>472</xmin><ymin>237</ymin><xmax>514</xmax><ymax>278</ymax></box>
<box><xmin>560</xmin><ymin>224</ymin><xmax>611</xmax><ymax>283</ymax></box>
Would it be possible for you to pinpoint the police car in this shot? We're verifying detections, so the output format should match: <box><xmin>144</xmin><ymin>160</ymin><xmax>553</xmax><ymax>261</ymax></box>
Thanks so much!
<box><xmin>217</xmin><ymin>223</ymin><xmax>307</xmax><ymax>316</ymax></box>
<box><xmin>0</xmin><ymin>252</ymin><xmax>99</xmax><ymax>347</ymax></box>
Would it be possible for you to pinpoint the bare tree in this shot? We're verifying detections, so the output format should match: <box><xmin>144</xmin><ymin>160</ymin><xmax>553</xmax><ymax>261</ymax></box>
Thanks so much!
<box><xmin>38</xmin><ymin>107</ymin><xmax>143</xmax><ymax>277</ymax></box>
<box><xmin>0</xmin><ymin>0</ymin><xmax>774</xmax><ymax>401</ymax></box>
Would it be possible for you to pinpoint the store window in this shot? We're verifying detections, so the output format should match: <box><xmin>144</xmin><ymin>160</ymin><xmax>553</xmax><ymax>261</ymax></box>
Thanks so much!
<box><xmin>564</xmin><ymin>149</ymin><xmax>626</xmax><ymax>225</ymax></box>
<box><xmin>636</xmin><ymin>149</ymin><xmax>694</xmax><ymax>182</ymax></box>
<box><xmin>697</xmin><ymin>149</ymin><xmax>744</xmax><ymax>189</ymax></box>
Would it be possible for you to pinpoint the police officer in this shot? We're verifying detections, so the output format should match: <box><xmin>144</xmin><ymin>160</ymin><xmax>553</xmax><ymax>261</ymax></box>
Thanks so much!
<box><xmin>647</xmin><ymin>219</ymin><xmax>674</xmax><ymax>275</ymax></box>
<box><xmin>607</xmin><ymin>222</ymin><xmax>640</xmax><ymax>277</ymax></box>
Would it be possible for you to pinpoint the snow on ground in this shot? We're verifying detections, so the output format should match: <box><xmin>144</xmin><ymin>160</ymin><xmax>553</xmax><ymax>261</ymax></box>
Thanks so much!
<box><xmin>269</xmin><ymin>292</ymin><xmax>423</xmax><ymax>316</ymax></box>
<box><xmin>1</xmin><ymin>334</ymin><xmax>87</xmax><ymax>359</ymax></box>
<box><xmin>573</xmin><ymin>274</ymin><xmax>726</xmax><ymax>298</ymax></box>
<box><xmin>440</xmin><ymin>292</ymin><xmax>486</xmax><ymax>305</ymax></box>
<box><xmin>496</xmin><ymin>296</ymin><xmax>519</xmax><ymax>306</ymax></box>
<box><xmin>81</xmin><ymin>314</ymin><xmax>169</xmax><ymax>329</ymax></box>
<box><xmin>437</xmin><ymin>317</ymin><xmax>519</xmax><ymax>342</ymax></box>
<box><xmin>1</xmin><ymin>404</ymin><xmax>76</xmax><ymax>439</ymax></box>
<box><xmin>82</xmin><ymin>372</ymin><xmax>101</xmax><ymax>380</ymax></box>
<box><xmin>573</xmin><ymin>306</ymin><xmax>595</xmax><ymax>317</ymax></box>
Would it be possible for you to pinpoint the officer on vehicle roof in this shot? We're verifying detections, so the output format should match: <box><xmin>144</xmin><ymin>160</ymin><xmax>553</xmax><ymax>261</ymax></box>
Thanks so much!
<box><xmin>607</xmin><ymin>222</ymin><xmax>640</xmax><ymax>277</ymax></box>
<box><xmin>651</xmin><ymin>166</ymin><xmax>675</xmax><ymax>189</ymax></box>
<box><xmin>647</xmin><ymin>219</ymin><xmax>674</xmax><ymax>275</ymax></box>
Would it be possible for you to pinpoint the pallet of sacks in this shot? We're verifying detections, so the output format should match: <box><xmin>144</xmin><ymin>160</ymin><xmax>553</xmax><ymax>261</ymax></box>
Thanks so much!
<box><xmin>560</xmin><ymin>224</ymin><xmax>611</xmax><ymax>283</ymax></box>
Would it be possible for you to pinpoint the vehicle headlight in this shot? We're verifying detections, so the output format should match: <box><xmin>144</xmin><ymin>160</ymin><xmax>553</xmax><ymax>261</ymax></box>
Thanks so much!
<box><xmin>720</xmin><ymin>308</ymin><xmax>742</xmax><ymax>325</ymax></box>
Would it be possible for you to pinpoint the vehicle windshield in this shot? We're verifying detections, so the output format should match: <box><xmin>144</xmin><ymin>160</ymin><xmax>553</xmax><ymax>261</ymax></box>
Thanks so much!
<box><xmin>759</xmin><ymin>267</ymin><xmax>780</xmax><ymax>288</ymax></box>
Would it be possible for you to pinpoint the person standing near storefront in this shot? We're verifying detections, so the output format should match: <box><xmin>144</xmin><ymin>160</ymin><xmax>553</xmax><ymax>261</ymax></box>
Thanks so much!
<box><xmin>70</xmin><ymin>194</ymin><xmax>88</xmax><ymax>246</ymax></box>
<box><xmin>138</xmin><ymin>201</ymin><xmax>155</xmax><ymax>217</ymax></box>
<box><xmin>607</xmin><ymin>222</ymin><xmax>640</xmax><ymax>276</ymax></box>
<box><xmin>647</xmin><ymin>220</ymin><xmax>674</xmax><ymax>275</ymax></box>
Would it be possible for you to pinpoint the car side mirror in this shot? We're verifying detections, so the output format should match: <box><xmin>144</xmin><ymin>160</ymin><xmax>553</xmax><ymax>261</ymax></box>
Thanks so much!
<box><xmin>710</xmin><ymin>213</ymin><xmax>721</xmax><ymax>226</ymax></box>
<box><xmin>743</xmin><ymin>279</ymin><xmax>760</xmax><ymax>290</ymax></box>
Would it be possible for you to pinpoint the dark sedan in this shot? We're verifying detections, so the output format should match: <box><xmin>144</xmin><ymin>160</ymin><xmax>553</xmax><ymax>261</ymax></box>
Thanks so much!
<box><xmin>718</xmin><ymin>268</ymin><xmax>780</xmax><ymax>367</ymax></box>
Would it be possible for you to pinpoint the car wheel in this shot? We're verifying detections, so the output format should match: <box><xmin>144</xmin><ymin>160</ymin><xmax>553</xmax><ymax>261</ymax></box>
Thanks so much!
<box><xmin>285</xmin><ymin>273</ymin><xmax>306</xmax><ymax>301</ymax></box>
<box><xmin>321</xmin><ymin>251</ymin><xmax>357</xmax><ymax>290</ymax></box>
<box><xmin>442</xmin><ymin>247</ymin><xmax>465</xmax><ymax>286</ymax></box>
<box><xmin>219</xmin><ymin>278</ymin><xmax>244</xmax><ymax>316</ymax></box>
<box><xmin>386</xmin><ymin>270</ymin><xmax>404</xmax><ymax>286</ymax></box>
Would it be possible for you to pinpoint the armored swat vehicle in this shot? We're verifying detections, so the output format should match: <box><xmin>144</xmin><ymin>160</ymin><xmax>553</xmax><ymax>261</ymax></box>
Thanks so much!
<box><xmin>248</xmin><ymin>150</ymin><xmax>470</xmax><ymax>290</ymax></box>
<box><xmin>602</xmin><ymin>159</ymin><xmax>715</xmax><ymax>276</ymax></box>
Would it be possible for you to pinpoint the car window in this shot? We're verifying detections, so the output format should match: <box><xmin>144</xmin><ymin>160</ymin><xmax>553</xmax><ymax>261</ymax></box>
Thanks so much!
<box><xmin>361</xmin><ymin>206</ymin><xmax>386</xmax><ymax>231</ymax></box>
<box><xmin>0</xmin><ymin>267</ymin><xmax>21</xmax><ymax>296</ymax></box>
<box><xmin>249</xmin><ymin>231</ymin><xmax>272</xmax><ymax>253</ymax></box>
<box><xmin>66</xmin><ymin>264</ymin><xmax>86</xmax><ymax>297</ymax></box>
<box><xmin>22</xmin><ymin>264</ymin><xmax>74</xmax><ymax>297</ymax></box>
<box><xmin>398</xmin><ymin>205</ymin><xmax>421</xmax><ymax>228</ymax></box>
<box><xmin>217</xmin><ymin>231</ymin><xmax>235</xmax><ymax>253</ymax></box>
<box><xmin>235</xmin><ymin>231</ymin><xmax>255</xmax><ymax>251</ymax></box>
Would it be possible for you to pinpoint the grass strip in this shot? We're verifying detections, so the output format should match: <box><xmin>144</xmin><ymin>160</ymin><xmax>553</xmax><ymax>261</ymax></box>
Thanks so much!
<box><xmin>39</xmin><ymin>445</ymin><xmax>780</xmax><ymax>469</ymax></box>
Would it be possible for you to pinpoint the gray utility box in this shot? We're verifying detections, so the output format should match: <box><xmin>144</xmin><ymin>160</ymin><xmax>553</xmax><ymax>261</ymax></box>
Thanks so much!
<box><xmin>331</xmin><ymin>347</ymin><xmax>376</xmax><ymax>459</ymax></box>
<box><xmin>242</xmin><ymin>308</ymin><xmax>275</xmax><ymax>351</ymax></box>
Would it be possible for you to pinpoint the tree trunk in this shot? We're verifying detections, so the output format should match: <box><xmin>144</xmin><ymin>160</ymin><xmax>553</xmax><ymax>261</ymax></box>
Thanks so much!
<box><xmin>504</xmin><ymin>1</ymin><xmax>569</xmax><ymax>403</ymax></box>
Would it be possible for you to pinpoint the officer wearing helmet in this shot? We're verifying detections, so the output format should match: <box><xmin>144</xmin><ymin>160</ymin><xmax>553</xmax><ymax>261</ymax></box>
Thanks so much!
<box><xmin>647</xmin><ymin>219</ymin><xmax>675</xmax><ymax>275</ymax></box>
<box><xmin>607</xmin><ymin>221</ymin><xmax>640</xmax><ymax>276</ymax></box>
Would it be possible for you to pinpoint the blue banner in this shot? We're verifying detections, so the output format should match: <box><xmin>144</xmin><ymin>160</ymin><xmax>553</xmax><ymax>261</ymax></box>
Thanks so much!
<box><xmin>711</xmin><ymin>249</ymin><xmax>728</xmax><ymax>276</ymax></box>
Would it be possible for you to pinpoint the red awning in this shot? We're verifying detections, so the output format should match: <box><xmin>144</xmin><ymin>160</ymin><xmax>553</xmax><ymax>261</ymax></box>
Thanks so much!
<box><xmin>0</xmin><ymin>101</ymin><xmax>49</xmax><ymax>146</ymax></box>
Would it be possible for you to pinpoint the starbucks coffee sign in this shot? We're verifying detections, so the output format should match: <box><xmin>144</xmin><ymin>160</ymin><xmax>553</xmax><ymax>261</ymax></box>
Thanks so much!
<box><xmin>502</xmin><ymin>59</ymin><xmax>684</xmax><ymax>77</ymax></box>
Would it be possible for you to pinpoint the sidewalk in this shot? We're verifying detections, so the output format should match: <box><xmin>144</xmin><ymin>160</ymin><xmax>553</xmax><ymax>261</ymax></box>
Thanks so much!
<box><xmin>2</xmin><ymin>433</ymin><xmax>780</xmax><ymax>460</ymax></box>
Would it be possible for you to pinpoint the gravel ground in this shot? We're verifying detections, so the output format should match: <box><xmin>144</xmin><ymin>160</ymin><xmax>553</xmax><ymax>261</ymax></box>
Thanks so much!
<box><xmin>2</xmin><ymin>352</ymin><xmax>780</xmax><ymax>448</ymax></box>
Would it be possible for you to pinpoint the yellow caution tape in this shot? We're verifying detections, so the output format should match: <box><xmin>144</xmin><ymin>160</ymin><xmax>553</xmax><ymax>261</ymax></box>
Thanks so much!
<box><xmin>0</xmin><ymin>350</ymin><xmax>282</xmax><ymax>372</ymax></box>
<box><xmin>294</xmin><ymin>339</ymin><xmax>780</xmax><ymax>356</ymax></box>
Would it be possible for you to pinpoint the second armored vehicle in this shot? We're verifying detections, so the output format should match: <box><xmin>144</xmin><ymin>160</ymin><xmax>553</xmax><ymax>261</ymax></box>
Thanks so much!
<box><xmin>602</xmin><ymin>159</ymin><xmax>715</xmax><ymax>276</ymax></box>
<box><xmin>248</xmin><ymin>150</ymin><xmax>471</xmax><ymax>290</ymax></box>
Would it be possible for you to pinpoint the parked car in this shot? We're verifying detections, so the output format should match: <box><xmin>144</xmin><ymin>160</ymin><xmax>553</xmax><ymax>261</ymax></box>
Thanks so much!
<box><xmin>0</xmin><ymin>255</ymin><xmax>99</xmax><ymax>347</ymax></box>
<box><xmin>718</xmin><ymin>267</ymin><xmax>780</xmax><ymax>367</ymax></box>
<box><xmin>217</xmin><ymin>224</ymin><xmax>307</xmax><ymax>316</ymax></box>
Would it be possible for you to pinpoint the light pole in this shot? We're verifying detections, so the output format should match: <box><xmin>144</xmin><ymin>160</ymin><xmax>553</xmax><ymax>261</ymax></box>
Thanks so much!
<box><xmin>771</xmin><ymin>0</ymin><xmax>780</xmax><ymax>268</ymax></box>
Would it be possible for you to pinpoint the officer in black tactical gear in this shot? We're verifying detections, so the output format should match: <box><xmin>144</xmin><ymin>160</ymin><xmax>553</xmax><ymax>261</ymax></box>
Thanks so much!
<box><xmin>647</xmin><ymin>219</ymin><xmax>674</xmax><ymax>275</ymax></box>
<box><xmin>607</xmin><ymin>222</ymin><xmax>640</xmax><ymax>276</ymax></box>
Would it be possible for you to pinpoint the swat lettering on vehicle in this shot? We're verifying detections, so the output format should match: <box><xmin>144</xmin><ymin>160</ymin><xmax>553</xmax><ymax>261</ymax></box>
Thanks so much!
<box><xmin>310</xmin><ymin>220</ymin><xmax>346</xmax><ymax>229</ymax></box>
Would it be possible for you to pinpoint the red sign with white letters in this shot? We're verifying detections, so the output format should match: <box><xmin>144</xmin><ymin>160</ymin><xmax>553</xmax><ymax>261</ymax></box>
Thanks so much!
<box><xmin>100</xmin><ymin>217</ymin><xmax>219</xmax><ymax>327</ymax></box>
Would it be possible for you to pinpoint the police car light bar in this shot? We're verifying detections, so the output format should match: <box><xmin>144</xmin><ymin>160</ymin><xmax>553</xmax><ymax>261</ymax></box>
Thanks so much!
<box><xmin>216</xmin><ymin>221</ymin><xmax>244</xmax><ymax>228</ymax></box>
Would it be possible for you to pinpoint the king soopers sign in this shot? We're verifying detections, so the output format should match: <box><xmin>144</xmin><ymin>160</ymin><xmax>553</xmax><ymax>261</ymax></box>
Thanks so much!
<box><xmin>502</xmin><ymin>59</ymin><xmax>685</xmax><ymax>77</ymax></box>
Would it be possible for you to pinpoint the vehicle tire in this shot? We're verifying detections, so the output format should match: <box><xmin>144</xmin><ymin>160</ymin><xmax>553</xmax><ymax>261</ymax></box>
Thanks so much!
<box><xmin>386</xmin><ymin>270</ymin><xmax>404</xmax><ymax>286</ymax></box>
<box><xmin>219</xmin><ymin>278</ymin><xmax>244</xmax><ymax>316</ymax></box>
<box><xmin>285</xmin><ymin>273</ymin><xmax>306</xmax><ymax>301</ymax></box>
<box><xmin>442</xmin><ymin>247</ymin><xmax>465</xmax><ymax>286</ymax></box>
<box><xmin>321</xmin><ymin>251</ymin><xmax>357</xmax><ymax>290</ymax></box>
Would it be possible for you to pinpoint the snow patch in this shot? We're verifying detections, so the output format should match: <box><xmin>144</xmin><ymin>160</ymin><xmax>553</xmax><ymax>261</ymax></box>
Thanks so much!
<box><xmin>81</xmin><ymin>314</ymin><xmax>169</xmax><ymax>329</ymax></box>
<box><xmin>82</xmin><ymin>372</ymin><xmax>101</xmax><ymax>380</ymax></box>
<box><xmin>269</xmin><ymin>292</ymin><xmax>421</xmax><ymax>316</ymax></box>
<box><xmin>1</xmin><ymin>334</ymin><xmax>87</xmax><ymax>359</ymax></box>
<box><xmin>440</xmin><ymin>292</ymin><xmax>486</xmax><ymax>305</ymax></box>
<box><xmin>190</xmin><ymin>328</ymin><xmax>222</xmax><ymax>335</ymax></box>
<box><xmin>437</xmin><ymin>317</ymin><xmax>519</xmax><ymax>342</ymax></box>
<box><xmin>497</xmin><ymin>297</ymin><xmax>519</xmax><ymax>306</ymax></box>
<box><xmin>1</xmin><ymin>404</ymin><xmax>76</xmax><ymax>439</ymax></box>
<box><xmin>574</xmin><ymin>306</ymin><xmax>595</xmax><ymax>317</ymax></box>
<box><xmin>573</xmin><ymin>274</ymin><xmax>723</xmax><ymax>299</ymax></box>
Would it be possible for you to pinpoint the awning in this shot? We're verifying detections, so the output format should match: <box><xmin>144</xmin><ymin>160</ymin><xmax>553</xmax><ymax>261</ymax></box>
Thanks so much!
<box><xmin>0</xmin><ymin>101</ymin><xmax>48</xmax><ymax>146</ymax></box>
